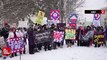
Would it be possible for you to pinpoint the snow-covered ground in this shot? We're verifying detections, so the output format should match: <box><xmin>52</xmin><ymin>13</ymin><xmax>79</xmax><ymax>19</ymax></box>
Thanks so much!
<box><xmin>1</xmin><ymin>45</ymin><xmax>107</xmax><ymax>60</ymax></box>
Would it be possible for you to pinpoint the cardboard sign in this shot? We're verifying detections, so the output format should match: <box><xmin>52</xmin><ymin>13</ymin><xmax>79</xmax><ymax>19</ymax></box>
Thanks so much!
<box><xmin>65</xmin><ymin>29</ymin><xmax>76</xmax><ymax>40</ymax></box>
<box><xmin>7</xmin><ymin>38</ymin><xmax>25</xmax><ymax>53</ymax></box>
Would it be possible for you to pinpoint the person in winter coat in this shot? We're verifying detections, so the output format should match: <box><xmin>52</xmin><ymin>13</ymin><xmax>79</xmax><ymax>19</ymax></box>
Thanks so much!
<box><xmin>27</xmin><ymin>25</ymin><xmax>35</xmax><ymax>54</ymax></box>
<box><xmin>43</xmin><ymin>25</ymin><xmax>51</xmax><ymax>51</ymax></box>
<box><xmin>65</xmin><ymin>28</ymin><xmax>74</xmax><ymax>48</ymax></box>
<box><xmin>52</xmin><ymin>25</ymin><xmax>59</xmax><ymax>49</ymax></box>
<box><xmin>8</xmin><ymin>27</ymin><xmax>18</xmax><ymax>57</ymax></box>
<box><xmin>1</xmin><ymin>23</ymin><xmax>10</xmax><ymax>42</ymax></box>
<box><xmin>58</xmin><ymin>27</ymin><xmax>65</xmax><ymax>47</ymax></box>
<box><xmin>0</xmin><ymin>30</ymin><xmax>7</xmax><ymax>59</ymax></box>
<box><xmin>17</xmin><ymin>28</ymin><xmax>26</xmax><ymax>54</ymax></box>
<box><xmin>105</xmin><ymin>28</ymin><xmax>107</xmax><ymax>47</ymax></box>
<box><xmin>94</xmin><ymin>27</ymin><xmax>104</xmax><ymax>47</ymax></box>
<box><xmin>22</xmin><ymin>28</ymin><xmax>27</xmax><ymax>54</ymax></box>
<box><xmin>76</xmin><ymin>26</ymin><xmax>84</xmax><ymax>46</ymax></box>
<box><xmin>36</xmin><ymin>25</ymin><xmax>43</xmax><ymax>51</ymax></box>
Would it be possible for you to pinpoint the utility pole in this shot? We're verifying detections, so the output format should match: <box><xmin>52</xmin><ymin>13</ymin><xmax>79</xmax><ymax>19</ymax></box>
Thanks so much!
<box><xmin>59</xmin><ymin>0</ymin><xmax>64</xmax><ymax>23</ymax></box>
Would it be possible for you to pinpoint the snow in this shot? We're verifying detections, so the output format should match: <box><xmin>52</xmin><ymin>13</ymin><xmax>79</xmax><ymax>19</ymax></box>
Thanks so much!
<box><xmin>1</xmin><ymin>45</ymin><xmax>107</xmax><ymax>60</ymax></box>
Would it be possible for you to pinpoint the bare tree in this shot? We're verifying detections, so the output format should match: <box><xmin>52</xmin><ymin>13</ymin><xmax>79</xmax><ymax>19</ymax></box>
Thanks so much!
<box><xmin>0</xmin><ymin>0</ymin><xmax>85</xmax><ymax>24</ymax></box>
<box><xmin>0</xmin><ymin>0</ymin><xmax>35</xmax><ymax>24</ymax></box>
<box><xmin>64</xmin><ymin>0</ymin><xmax>85</xmax><ymax>21</ymax></box>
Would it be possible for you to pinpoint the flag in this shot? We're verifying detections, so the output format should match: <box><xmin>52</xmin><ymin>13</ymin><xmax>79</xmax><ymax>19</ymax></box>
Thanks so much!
<box><xmin>93</xmin><ymin>14</ymin><xmax>101</xmax><ymax>27</ymax></box>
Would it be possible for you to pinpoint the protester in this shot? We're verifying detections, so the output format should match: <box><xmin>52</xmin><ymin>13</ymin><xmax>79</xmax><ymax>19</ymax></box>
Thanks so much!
<box><xmin>0</xmin><ymin>29</ymin><xmax>7</xmax><ymax>59</ymax></box>
<box><xmin>65</xmin><ymin>27</ymin><xmax>74</xmax><ymax>48</ymax></box>
<box><xmin>82</xmin><ymin>26</ymin><xmax>94</xmax><ymax>47</ymax></box>
<box><xmin>105</xmin><ymin>27</ymin><xmax>107</xmax><ymax>47</ymax></box>
<box><xmin>1</xmin><ymin>21</ymin><xmax>107</xmax><ymax>59</ymax></box>
<box><xmin>1</xmin><ymin>22</ymin><xmax>10</xmax><ymax>42</ymax></box>
<box><xmin>49</xmin><ymin>24</ymin><xmax>55</xmax><ymax>49</ymax></box>
<box><xmin>57</xmin><ymin>25</ymin><xmax>65</xmax><ymax>48</ymax></box>
<box><xmin>8</xmin><ymin>27</ymin><xmax>17</xmax><ymax>57</ymax></box>
<box><xmin>18</xmin><ymin>28</ymin><xmax>26</xmax><ymax>54</ymax></box>
<box><xmin>27</xmin><ymin>25</ymin><xmax>35</xmax><ymax>54</ymax></box>
<box><xmin>36</xmin><ymin>25</ymin><xmax>43</xmax><ymax>51</ymax></box>
<box><xmin>94</xmin><ymin>27</ymin><xmax>104</xmax><ymax>47</ymax></box>
<box><xmin>43</xmin><ymin>25</ymin><xmax>51</xmax><ymax>51</ymax></box>
<box><xmin>76</xmin><ymin>26</ymin><xmax>84</xmax><ymax>46</ymax></box>
<box><xmin>22</xmin><ymin>28</ymin><xmax>27</xmax><ymax>54</ymax></box>
<box><xmin>52</xmin><ymin>25</ymin><xmax>59</xmax><ymax>49</ymax></box>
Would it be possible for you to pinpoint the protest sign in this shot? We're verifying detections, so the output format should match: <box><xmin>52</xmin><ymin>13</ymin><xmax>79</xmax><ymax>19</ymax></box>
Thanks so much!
<box><xmin>94</xmin><ymin>33</ymin><xmax>104</xmax><ymax>44</ymax></box>
<box><xmin>34</xmin><ymin>31</ymin><xmax>50</xmax><ymax>44</ymax></box>
<box><xmin>65</xmin><ymin>29</ymin><xmax>76</xmax><ymax>40</ymax></box>
<box><xmin>53</xmin><ymin>31</ymin><xmax>64</xmax><ymax>42</ymax></box>
<box><xmin>7</xmin><ymin>37</ymin><xmax>25</xmax><ymax>53</ymax></box>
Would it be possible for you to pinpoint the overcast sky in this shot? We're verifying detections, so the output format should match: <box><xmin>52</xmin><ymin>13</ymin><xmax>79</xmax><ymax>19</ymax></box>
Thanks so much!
<box><xmin>77</xmin><ymin>0</ymin><xmax>107</xmax><ymax>22</ymax></box>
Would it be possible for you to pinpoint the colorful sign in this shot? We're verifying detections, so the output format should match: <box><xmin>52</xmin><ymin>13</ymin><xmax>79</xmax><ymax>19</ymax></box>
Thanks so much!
<box><xmin>94</xmin><ymin>14</ymin><xmax>101</xmax><ymax>20</ymax></box>
<box><xmin>65</xmin><ymin>29</ymin><xmax>76</xmax><ymax>40</ymax></box>
<box><xmin>2</xmin><ymin>47</ymin><xmax>11</xmax><ymax>56</ymax></box>
<box><xmin>68</xmin><ymin>14</ymin><xmax>77</xmax><ymax>28</ymax></box>
<box><xmin>94</xmin><ymin>33</ymin><xmax>104</xmax><ymax>44</ymax></box>
<box><xmin>7</xmin><ymin>38</ymin><xmax>25</xmax><ymax>53</ymax></box>
<box><xmin>93</xmin><ymin>14</ymin><xmax>101</xmax><ymax>27</ymax></box>
<box><xmin>53</xmin><ymin>31</ymin><xmax>64</xmax><ymax>42</ymax></box>
<box><xmin>36</xmin><ymin>16</ymin><xmax>43</xmax><ymax>24</ymax></box>
<box><xmin>69</xmin><ymin>14</ymin><xmax>77</xmax><ymax>24</ymax></box>
<box><xmin>50</xmin><ymin>10</ymin><xmax>60</xmax><ymax>20</ymax></box>
<box><xmin>36</xmin><ymin>11</ymin><xmax>45</xmax><ymax>25</ymax></box>
<box><xmin>38</xmin><ymin>11</ymin><xmax>45</xmax><ymax>17</ymax></box>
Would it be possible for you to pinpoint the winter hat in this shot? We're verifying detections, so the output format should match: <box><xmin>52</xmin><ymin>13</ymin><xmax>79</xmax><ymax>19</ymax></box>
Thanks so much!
<box><xmin>4</xmin><ymin>21</ymin><xmax>8</xmax><ymax>27</ymax></box>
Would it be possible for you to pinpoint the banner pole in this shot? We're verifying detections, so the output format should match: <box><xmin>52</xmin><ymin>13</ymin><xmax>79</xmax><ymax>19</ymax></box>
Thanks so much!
<box><xmin>19</xmin><ymin>38</ymin><xmax>21</xmax><ymax>60</ymax></box>
<box><xmin>20</xmin><ymin>53</ymin><xmax>21</xmax><ymax>60</ymax></box>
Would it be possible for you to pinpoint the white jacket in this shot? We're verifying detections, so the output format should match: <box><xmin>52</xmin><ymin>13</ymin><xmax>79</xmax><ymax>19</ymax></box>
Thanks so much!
<box><xmin>8</xmin><ymin>31</ymin><xmax>14</xmax><ymax>39</ymax></box>
<box><xmin>18</xmin><ymin>30</ymin><xmax>24</xmax><ymax>37</ymax></box>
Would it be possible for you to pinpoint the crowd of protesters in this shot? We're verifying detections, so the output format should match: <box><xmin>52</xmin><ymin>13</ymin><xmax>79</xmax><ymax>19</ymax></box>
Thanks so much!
<box><xmin>0</xmin><ymin>22</ymin><xmax>27</xmax><ymax>59</ymax></box>
<box><xmin>27</xmin><ymin>23</ymin><xmax>107</xmax><ymax>54</ymax></box>
<box><xmin>0</xmin><ymin>22</ymin><xmax>107</xmax><ymax>59</ymax></box>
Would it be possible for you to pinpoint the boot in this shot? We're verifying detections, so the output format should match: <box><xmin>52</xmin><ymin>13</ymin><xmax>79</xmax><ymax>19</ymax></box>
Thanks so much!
<box><xmin>20</xmin><ymin>52</ymin><xmax>22</xmax><ymax>54</ymax></box>
<box><xmin>10</xmin><ymin>53</ymin><xmax>14</xmax><ymax>58</ymax></box>
<box><xmin>15</xmin><ymin>53</ymin><xmax>17</xmax><ymax>56</ymax></box>
<box><xmin>3</xmin><ymin>57</ymin><xmax>6</xmax><ymax>59</ymax></box>
<box><xmin>69</xmin><ymin>44</ymin><xmax>72</xmax><ymax>47</ymax></box>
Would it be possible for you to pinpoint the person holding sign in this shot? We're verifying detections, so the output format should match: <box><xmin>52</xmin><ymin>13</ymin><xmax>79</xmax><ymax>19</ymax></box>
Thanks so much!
<box><xmin>76</xmin><ymin>26</ymin><xmax>84</xmax><ymax>46</ymax></box>
<box><xmin>0</xmin><ymin>30</ymin><xmax>7</xmax><ymax>59</ymax></box>
<box><xmin>65</xmin><ymin>28</ymin><xmax>76</xmax><ymax>47</ymax></box>
<box><xmin>94</xmin><ymin>27</ymin><xmax>104</xmax><ymax>47</ymax></box>
<box><xmin>8</xmin><ymin>27</ymin><xmax>19</xmax><ymax>57</ymax></box>
<box><xmin>43</xmin><ymin>25</ymin><xmax>51</xmax><ymax>51</ymax></box>
<box><xmin>27</xmin><ymin>25</ymin><xmax>35</xmax><ymax>54</ymax></box>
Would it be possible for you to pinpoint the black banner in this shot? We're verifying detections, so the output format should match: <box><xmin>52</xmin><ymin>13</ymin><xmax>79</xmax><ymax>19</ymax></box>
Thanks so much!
<box><xmin>34</xmin><ymin>31</ymin><xmax>50</xmax><ymax>44</ymax></box>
